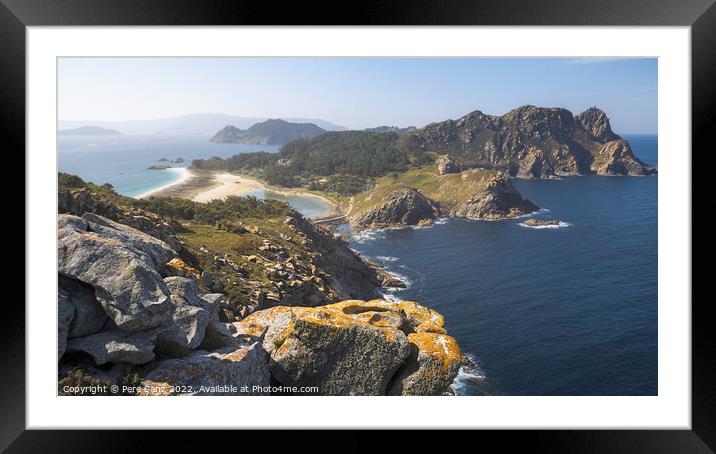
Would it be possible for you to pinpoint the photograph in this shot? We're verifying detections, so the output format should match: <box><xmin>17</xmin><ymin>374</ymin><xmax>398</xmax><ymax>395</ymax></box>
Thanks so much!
<box><xmin>56</xmin><ymin>56</ymin><xmax>658</xmax><ymax>397</ymax></box>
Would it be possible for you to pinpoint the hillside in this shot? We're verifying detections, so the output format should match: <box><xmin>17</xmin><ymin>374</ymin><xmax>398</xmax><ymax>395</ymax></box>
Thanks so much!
<box><xmin>57</xmin><ymin>172</ymin><xmax>461</xmax><ymax>395</ymax></box>
<box><xmin>210</xmin><ymin>119</ymin><xmax>326</xmax><ymax>145</ymax></box>
<box><xmin>364</xmin><ymin>125</ymin><xmax>417</xmax><ymax>133</ymax></box>
<box><xmin>349</xmin><ymin>167</ymin><xmax>538</xmax><ymax>230</ymax></box>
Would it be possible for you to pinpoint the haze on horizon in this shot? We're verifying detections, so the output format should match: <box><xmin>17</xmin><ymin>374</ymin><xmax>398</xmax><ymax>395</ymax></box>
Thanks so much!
<box><xmin>58</xmin><ymin>57</ymin><xmax>657</xmax><ymax>135</ymax></box>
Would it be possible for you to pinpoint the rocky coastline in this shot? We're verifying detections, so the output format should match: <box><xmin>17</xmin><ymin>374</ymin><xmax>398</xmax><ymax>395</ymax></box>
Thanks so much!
<box><xmin>348</xmin><ymin>167</ymin><xmax>538</xmax><ymax>231</ymax></box>
<box><xmin>57</xmin><ymin>177</ymin><xmax>461</xmax><ymax>396</ymax></box>
<box><xmin>412</xmin><ymin>106</ymin><xmax>654</xmax><ymax>179</ymax></box>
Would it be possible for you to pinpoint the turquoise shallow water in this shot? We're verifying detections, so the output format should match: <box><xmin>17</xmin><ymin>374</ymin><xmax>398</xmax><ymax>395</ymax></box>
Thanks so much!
<box><xmin>349</xmin><ymin>135</ymin><xmax>658</xmax><ymax>395</ymax></box>
<box><xmin>57</xmin><ymin>134</ymin><xmax>279</xmax><ymax>196</ymax></box>
<box><xmin>57</xmin><ymin>134</ymin><xmax>332</xmax><ymax>217</ymax></box>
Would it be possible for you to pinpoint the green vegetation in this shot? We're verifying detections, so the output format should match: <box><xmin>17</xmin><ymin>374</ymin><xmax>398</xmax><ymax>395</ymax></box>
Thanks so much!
<box><xmin>59</xmin><ymin>172</ymin><xmax>290</xmax><ymax>224</ymax></box>
<box><xmin>191</xmin><ymin>131</ymin><xmax>434</xmax><ymax>195</ymax></box>
<box><xmin>134</xmin><ymin>195</ymin><xmax>289</xmax><ymax>223</ymax></box>
<box><xmin>351</xmin><ymin>166</ymin><xmax>496</xmax><ymax>214</ymax></box>
<box><xmin>58</xmin><ymin>368</ymin><xmax>114</xmax><ymax>396</ymax></box>
<box><xmin>306</xmin><ymin>175</ymin><xmax>372</xmax><ymax>196</ymax></box>
<box><xmin>191</xmin><ymin>151</ymin><xmax>277</xmax><ymax>171</ymax></box>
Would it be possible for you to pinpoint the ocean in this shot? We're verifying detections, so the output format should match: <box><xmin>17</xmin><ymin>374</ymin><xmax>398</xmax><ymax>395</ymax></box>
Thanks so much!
<box><xmin>58</xmin><ymin>133</ymin><xmax>658</xmax><ymax>395</ymax></box>
<box><xmin>350</xmin><ymin>134</ymin><xmax>658</xmax><ymax>395</ymax></box>
<box><xmin>57</xmin><ymin>134</ymin><xmax>332</xmax><ymax>218</ymax></box>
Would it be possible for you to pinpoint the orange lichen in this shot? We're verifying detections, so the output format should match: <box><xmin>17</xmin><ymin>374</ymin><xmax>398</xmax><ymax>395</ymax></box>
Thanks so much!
<box><xmin>216</xmin><ymin>347</ymin><xmax>249</xmax><ymax>363</ymax></box>
<box><xmin>241</xmin><ymin>299</ymin><xmax>453</xmax><ymax>349</ymax></box>
<box><xmin>165</xmin><ymin>258</ymin><xmax>206</xmax><ymax>290</ymax></box>
<box><xmin>138</xmin><ymin>379</ymin><xmax>174</xmax><ymax>396</ymax></box>
<box><xmin>407</xmin><ymin>332</ymin><xmax>462</xmax><ymax>373</ymax></box>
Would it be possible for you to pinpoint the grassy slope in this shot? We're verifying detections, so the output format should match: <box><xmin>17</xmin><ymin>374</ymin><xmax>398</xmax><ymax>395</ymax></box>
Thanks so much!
<box><xmin>351</xmin><ymin>166</ymin><xmax>496</xmax><ymax>214</ymax></box>
<box><xmin>60</xmin><ymin>173</ymin><xmax>302</xmax><ymax>307</ymax></box>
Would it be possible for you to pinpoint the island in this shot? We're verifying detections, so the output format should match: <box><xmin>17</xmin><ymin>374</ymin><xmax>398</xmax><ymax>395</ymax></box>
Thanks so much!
<box><xmin>210</xmin><ymin>119</ymin><xmax>326</xmax><ymax>145</ymax></box>
<box><xmin>193</xmin><ymin>105</ymin><xmax>653</xmax><ymax>230</ymax></box>
<box><xmin>523</xmin><ymin>219</ymin><xmax>561</xmax><ymax>227</ymax></box>
<box><xmin>58</xmin><ymin>125</ymin><xmax>122</xmax><ymax>136</ymax></box>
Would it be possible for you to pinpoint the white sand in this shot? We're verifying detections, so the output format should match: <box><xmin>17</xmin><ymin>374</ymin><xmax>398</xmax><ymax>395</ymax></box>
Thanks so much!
<box><xmin>192</xmin><ymin>173</ymin><xmax>337</xmax><ymax>216</ymax></box>
<box><xmin>192</xmin><ymin>173</ymin><xmax>265</xmax><ymax>203</ymax></box>
<box><xmin>135</xmin><ymin>167</ymin><xmax>193</xmax><ymax>199</ymax></box>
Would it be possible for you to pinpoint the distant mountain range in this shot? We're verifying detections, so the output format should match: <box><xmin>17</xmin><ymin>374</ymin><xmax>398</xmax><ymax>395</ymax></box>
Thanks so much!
<box><xmin>57</xmin><ymin>113</ymin><xmax>346</xmax><ymax>136</ymax></box>
<box><xmin>210</xmin><ymin>119</ymin><xmax>327</xmax><ymax>145</ymax></box>
<box><xmin>58</xmin><ymin>126</ymin><xmax>122</xmax><ymax>136</ymax></box>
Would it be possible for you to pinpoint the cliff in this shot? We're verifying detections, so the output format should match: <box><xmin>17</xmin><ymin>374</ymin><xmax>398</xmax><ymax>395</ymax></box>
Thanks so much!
<box><xmin>210</xmin><ymin>119</ymin><xmax>326</xmax><ymax>145</ymax></box>
<box><xmin>410</xmin><ymin>105</ymin><xmax>651</xmax><ymax>178</ymax></box>
<box><xmin>57</xmin><ymin>174</ymin><xmax>460</xmax><ymax>395</ymax></box>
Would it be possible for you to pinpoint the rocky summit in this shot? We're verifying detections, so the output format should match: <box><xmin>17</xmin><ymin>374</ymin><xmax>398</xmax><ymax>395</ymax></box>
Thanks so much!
<box><xmin>411</xmin><ymin>105</ymin><xmax>651</xmax><ymax>178</ymax></box>
<box><xmin>57</xmin><ymin>175</ymin><xmax>462</xmax><ymax>396</ymax></box>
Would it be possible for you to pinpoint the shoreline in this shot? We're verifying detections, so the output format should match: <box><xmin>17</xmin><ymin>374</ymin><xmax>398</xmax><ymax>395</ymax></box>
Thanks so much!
<box><xmin>134</xmin><ymin>167</ymin><xmax>193</xmax><ymax>199</ymax></box>
<box><xmin>236</xmin><ymin>174</ymin><xmax>342</xmax><ymax>217</ymax></box>
<box><xmin>195</xmin><ymin>172</ymin><xmax>341</xmax><ymax>218</ymax></box>
<box><xmin>134</xmin><ymin>167</ymin><xmax>340</xmax><ymax>218</ymax></box>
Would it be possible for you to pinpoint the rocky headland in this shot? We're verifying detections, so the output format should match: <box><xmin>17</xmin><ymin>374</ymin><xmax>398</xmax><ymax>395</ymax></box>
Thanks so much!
<box><xmin>348</xmin><ymin>167</ymin><xmax>538</xmax><ymax>230</ymax></box>
<box><xmin>57</xmin><ymin>174</ymin><xmax>461</xmax><ymax>395</ymax></box>
<box><xmin>411</xmin><ymin>105</ymin><xmax>653</xmax><ymax>178</ymax></box>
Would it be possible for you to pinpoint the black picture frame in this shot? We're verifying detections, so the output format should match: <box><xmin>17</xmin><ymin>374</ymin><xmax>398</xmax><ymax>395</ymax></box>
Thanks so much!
<box><xmin>5</xmin><ymin>0</ymin><xmax>708</xmax><ymax>451</ymax></box>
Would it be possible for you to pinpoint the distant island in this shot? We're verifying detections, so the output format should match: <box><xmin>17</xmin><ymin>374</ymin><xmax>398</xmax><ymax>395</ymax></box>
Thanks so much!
<box><xmin>58</xmin><ymin>126</ymin><xmax>122</xmax><ymax>136</ymax></box>
<box><xmin>193</xmin><ymin>105</ymin><xmax>655</xmax><ymax>230</ymax></box>
<box><xmin>210</xmin><ymin>119</ymin><xmax>326</xmax><ymax>145</ymax></box>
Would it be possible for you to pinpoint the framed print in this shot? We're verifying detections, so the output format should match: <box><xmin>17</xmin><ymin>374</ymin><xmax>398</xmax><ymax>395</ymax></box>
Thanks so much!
<box><xmin>6</xmin><ymin>0</ymin><xmax>710</xmax><ymax>450</ymax></box>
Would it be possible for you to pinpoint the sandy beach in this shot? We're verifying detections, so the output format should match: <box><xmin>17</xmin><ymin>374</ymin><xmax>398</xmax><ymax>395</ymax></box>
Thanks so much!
<box><xmin>192</xmin><ymin>172</ymin><xmax>340</xmax><ymax>217</ymax></box>
<box><xmin>192</xmin><ymin>173</ymin><xmax>265</xmax><ymax>202</ymax></box>
<box><xmin>136</xmin><ymin>167</ymin><xmax>339</xmax><ymax>217</ymax></box>
<box><xmin>135</xmin><ymin>167</ymin><xmax>193</xmax><ymax>199</ymax></box>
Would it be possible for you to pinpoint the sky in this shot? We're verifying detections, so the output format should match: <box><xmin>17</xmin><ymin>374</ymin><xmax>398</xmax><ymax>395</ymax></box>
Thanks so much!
<box><xmin>58</xmin><ymin>57</ymin><xmax>657</xmax><ymax>134</ymax></box>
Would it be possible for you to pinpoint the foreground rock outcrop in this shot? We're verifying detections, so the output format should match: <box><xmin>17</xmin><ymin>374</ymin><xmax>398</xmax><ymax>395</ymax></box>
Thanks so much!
<box><xmin>58</xmin><ymin>213</ymin><xmax>176</xmax><ymax>331</ymax></box>
<box><xmin>236</xmin><ymin>299</ymin><xmax>461</xmax><ymax>395</ymax></box>
<box><xmin>57</xmin><ymin>202</ymin><xmax>461</xmax><ymax>396</ymax></box>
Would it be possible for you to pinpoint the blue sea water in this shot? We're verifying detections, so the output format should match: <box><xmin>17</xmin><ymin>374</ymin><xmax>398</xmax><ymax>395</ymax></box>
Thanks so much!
<box><xmin>57</xmin><ymin>134</ymin><xmax>333</xmax><ymax>217</ymax></box>
<box><xmin>58</xmin><ymin>133</ymin><xmax>658</xmax><ymax>395</ymax></box>
<box><xmin>57</xmin><ymin>134</ymin><xmax>280</xmax><ymax>196</ymax></box>
<box><xmin>349</xmin><ymin>135</ymin><xmax>658</xmax><ymax>395</ymax></box>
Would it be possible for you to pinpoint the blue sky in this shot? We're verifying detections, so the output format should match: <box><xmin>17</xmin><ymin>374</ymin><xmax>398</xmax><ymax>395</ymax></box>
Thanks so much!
<box><xmin>58</xmin><ymin>57</ymin><xmax>657</xmax><ymax>134</ymax></box>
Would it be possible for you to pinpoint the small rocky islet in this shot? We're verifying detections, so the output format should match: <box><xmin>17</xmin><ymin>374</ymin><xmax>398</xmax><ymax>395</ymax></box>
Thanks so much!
<box><xmin>523</xmin><ymin>219</ymin><xmax>561</xmax><ymax>227</ymax></box>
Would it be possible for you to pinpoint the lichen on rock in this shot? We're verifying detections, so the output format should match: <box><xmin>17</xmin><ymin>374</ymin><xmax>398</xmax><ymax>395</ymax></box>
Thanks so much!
<box><xmin>236</xmin><ymin>299</ymin><xmax>461</xmax><ymax>395</ymax></box>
